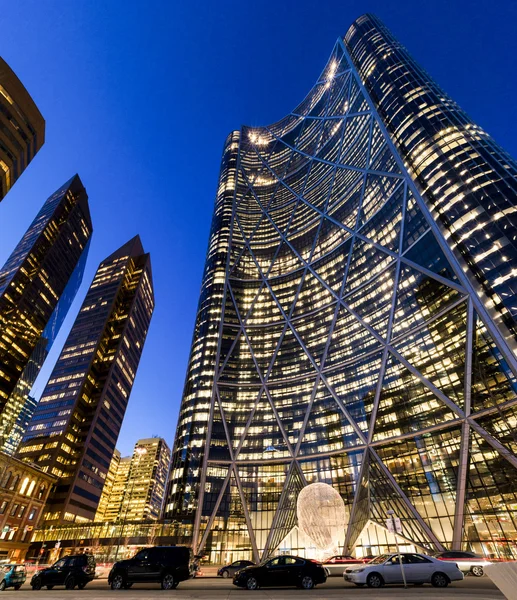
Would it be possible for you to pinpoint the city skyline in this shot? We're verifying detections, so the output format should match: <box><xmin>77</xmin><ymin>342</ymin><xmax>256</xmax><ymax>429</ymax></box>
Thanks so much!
<box><xmin>0</xmin><ymin>1</ymin><xmax>516</xmax><ymax>456</ymax></box>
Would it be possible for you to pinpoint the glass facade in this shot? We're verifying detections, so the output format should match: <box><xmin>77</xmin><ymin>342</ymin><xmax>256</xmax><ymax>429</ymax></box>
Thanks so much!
<box><xmin>17</xmin><ymin>236</ymin><xmax>155</xmax><ymax>525</ymax></box>
<box><xmin>118</xmin><ymin>438</ymin><xmax>171</xmax><ymax>522</ymax></box>
<box><xmin>96</xmin><ymin>439</ymin><xmax>171</xmax><ymax>523</ymax></box>
<box><xmin>165</xmin><ymin>15</ymin><xmax>517</xmax><ymax>562</ymax></box>
<box><xmin>0</xmin><ymin>176</ymin><xmax>92</xmax><ymax>454</ymax></box>
<box><xmin>2</xmin><ymin>394</ymin><xmax>37</xmax><ymax>456</ymax></box>
<box><xmin>0</xmin><ymin>57</ymin><xmax>45</xmax><ymax>200</ymax></box>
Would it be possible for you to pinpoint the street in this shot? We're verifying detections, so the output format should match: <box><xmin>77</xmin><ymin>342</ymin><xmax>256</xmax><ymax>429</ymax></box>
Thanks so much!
<box><xmin>3</xmin><ymin>576</ymin><xmax>506</xmax><ymax>599</ymax></box>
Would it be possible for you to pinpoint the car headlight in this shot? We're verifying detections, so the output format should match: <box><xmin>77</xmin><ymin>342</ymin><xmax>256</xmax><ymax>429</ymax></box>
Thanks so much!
<box><xmin>353</xmin><ymin>569</ymin><xmax>364</xmax><ymax>573</ymax></box>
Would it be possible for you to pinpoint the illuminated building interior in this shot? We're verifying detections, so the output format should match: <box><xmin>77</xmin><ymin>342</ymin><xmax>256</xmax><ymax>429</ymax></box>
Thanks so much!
<box><xmin>165</xmin><ymin>14</ymin><xmax>517</xmax><ymax>562</ymax></box>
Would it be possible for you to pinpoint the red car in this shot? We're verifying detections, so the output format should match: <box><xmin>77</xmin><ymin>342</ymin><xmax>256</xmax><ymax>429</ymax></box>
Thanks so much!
<box><xmin>433</xmin><ymin>551</ymin><xmax>491</xmax><ymax>577</ymax></box>
<box><xmin>323</xmin><ymin>555</ymin><xmax>366</xmax><ymax>576</ymax></box>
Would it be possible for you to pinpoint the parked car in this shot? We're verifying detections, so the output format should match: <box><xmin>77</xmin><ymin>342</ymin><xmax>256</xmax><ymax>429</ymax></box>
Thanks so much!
<box><xmin>363</xmin><ymin>554</ymin><xmax>377</xmax><ymax>561</ymax></box>
<box><xmin>31</xmin><ymin>554</ymin><xmax>96</xmax><ymax>590</ymax></box>
<box><xmin>433</xmin><ymin>551</ymin><xmax>492</xmax><ymax>577</ymax></box>
<box><xmin>0</xmin><ymin>564</ymin><xmax>26</xmax><ymax>590</ymax></box>
<box><xmin>218</xmin><ymin>560</ymin><xmax>255</xmax><ymax>578</ymax></box>
<box><xmin>108</xmin><ymin>546</ymin><xmax>190</xmax><ymax>590</ymax></box>
<box><xmin>323</xmin><ymin>555</ymin><xmax>365</xmax><ymax>576</ymax></box>
<box><xmin>233</xmin><ymin>555</ymin><xmax>327</xmax><ymax>590</ymax></box>
<box><xmin>343</xmin><ymin>552</ymin><xmax>464</xmax><ymax>588</ymax></box>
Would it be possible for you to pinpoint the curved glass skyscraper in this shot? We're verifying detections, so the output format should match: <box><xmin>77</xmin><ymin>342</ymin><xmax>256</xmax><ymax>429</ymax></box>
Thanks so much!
<box><xmin>166</xmin><ymin>14</ymin><xmax>517</xmax><ymax>562</ymax></box>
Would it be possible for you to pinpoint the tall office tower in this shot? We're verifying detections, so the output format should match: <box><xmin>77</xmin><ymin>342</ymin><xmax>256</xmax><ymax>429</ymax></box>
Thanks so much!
<box><xmin>95</xmin><ymin>449</ymin><xmax>121</xmax><ymax>521</ymax></box>
<box><xmin>3</xmin><ymin>395</ymin><xmax>37</xmax><ymax>456</ymax></box>
<box><xmin>165</xmin><ymin>14</ymin><xmax>517</xmax><ymax>562</ymax></box>
<box><xmin>118</xmin><ymin>438</ymin><xmax>171</xmax><ymax>522</ymax></box>
<box><xmin>17</xmin><ymin>236</ymin><xmax>154</xmax><ymax>525</ymax></box>
<box><xmin>0</xmin><ymin>176</ymin><xmax>92</xmax><ymax>453</ymax></box>
<box><xmin>0</xmin><ymin>57</ymin><xmax>45</xmax><ymax>200</ymax></box>
<box><xmin>100</xmin><ymin>455</ymin><xmax>131</xmax><ymax>523</ymax></box>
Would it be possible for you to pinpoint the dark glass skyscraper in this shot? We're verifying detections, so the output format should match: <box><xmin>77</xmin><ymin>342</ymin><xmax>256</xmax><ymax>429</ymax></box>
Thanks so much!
<box><xmin>0</xmin><ymin>176</ymin><xmax>92</xmax><ymax>453</ymax></box>
<box><xmin>18</xmin><ymin>236</ymin><xmax>154</xmax><ymax>525</ymax></box>
<box><xmin>165</xmin><ymin>15</ymin><xmax>517</xmax><ymax>561</ymax></box>
<box><xmin>0</xmin><ymin>57</ymin><xmax>45</xmax><ymax>200</ymax></box>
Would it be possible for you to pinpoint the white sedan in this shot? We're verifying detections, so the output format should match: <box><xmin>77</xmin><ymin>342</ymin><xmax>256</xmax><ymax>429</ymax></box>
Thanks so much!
<box><xmin>344</xmin><ymin>552</ymin><xmax>464</xmax><ymax>588</ymax></box>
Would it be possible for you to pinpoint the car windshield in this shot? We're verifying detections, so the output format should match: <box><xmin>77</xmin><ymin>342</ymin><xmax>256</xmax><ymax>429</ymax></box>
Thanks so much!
<box><xmin>369</xmin><ymin>554</ymin><xmax>389</xmax><ymax>564</ymax></box>
<box><xmin>53</xmin><ymin>559</ymin><xmax>66</xmax><ymax>569</ymax></box>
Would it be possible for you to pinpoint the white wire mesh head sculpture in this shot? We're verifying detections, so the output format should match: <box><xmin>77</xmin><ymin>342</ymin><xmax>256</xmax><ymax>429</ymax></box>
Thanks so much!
<box><xmin>297</xmin><ymin>482</ymin><xmax>346</xmax><ymax>551</ymax></box>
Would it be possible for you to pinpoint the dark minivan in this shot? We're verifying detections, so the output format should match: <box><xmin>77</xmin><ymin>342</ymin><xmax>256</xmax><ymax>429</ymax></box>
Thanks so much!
<box><xmin>31</xmin><ymin>554</ymin><xmax>96</xmax><ymax>590</ymax></box>
<box><xmin>108</xmin><ymin>546</ymin><xmax>190</xmax><ymax>590</ymax></box>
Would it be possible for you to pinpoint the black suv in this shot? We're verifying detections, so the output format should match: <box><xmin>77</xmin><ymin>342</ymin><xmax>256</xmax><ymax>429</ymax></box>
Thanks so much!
<box><xmin>108</xmin><ymin>546</ymin><xmax>190</xmax><ymax>590</ymax></box>
<box><xmin>31</xmin><ymin>554</ymin><xmax>96</xmax><ymax>590</ymax></box>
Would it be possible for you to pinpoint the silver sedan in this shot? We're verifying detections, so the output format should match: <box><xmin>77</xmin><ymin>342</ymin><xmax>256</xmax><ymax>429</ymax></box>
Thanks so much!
<box><xmin>344</xmin><ymin>552</ymin><xmax>464</xmax><ymax>588</ymax></box>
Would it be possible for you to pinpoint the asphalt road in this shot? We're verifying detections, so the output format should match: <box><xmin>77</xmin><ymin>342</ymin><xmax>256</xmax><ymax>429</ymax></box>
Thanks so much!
<box><xmin>2</xmin><ymin>576</ymin><xmax>506</xmax><ymax>599</ymax></box>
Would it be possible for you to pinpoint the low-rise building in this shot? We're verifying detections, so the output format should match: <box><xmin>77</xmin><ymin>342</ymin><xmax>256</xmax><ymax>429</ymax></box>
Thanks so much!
<box><xmin>0</xmin><ymin>452</ymin><xmax>55</xmax><ymax>561</ymax></box>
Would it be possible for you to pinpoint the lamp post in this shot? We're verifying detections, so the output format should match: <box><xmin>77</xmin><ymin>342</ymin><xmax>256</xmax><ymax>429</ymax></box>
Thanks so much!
<box><xmin>386</xmin><ymin>509</ymin><xmax>407</xmax><ymax>588</ymax></box>
<box><xmin>114</xmin><ymin>446</ymin><xmax>147</xmax><ymax>561</ymax></box>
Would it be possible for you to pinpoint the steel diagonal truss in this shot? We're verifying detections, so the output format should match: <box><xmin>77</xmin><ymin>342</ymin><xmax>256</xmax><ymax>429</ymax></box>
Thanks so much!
<box><xmin>168</xmin><ymin>31</ymin><xmax>517</xmax><ymax>562</ymax></box>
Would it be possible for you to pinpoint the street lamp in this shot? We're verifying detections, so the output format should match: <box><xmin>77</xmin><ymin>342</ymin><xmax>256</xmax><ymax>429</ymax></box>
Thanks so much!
<box><xmin>114</xmin><ymin>446</ymin><xmax>147</xmax><ymax>561</ymax></box>
<box><xmin>386</xmin><ymin>509</ymin><xmax>407</xmax><ymax>588</ymax></box>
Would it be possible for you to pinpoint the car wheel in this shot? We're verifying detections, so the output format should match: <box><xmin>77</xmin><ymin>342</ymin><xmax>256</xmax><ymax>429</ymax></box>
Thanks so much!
<box><xmin>366</xmin><ymin>573</ymin><xmax>384</xmax><ymax>588</ymax></box>
<box><xmin>246</xmin><ymin>576</ymin><xmax>259</xmax><ymax>590</ymax></box>
<box><xmin>431</xmin><ymin>572</ymin><xmax>449</xmax><ymax>588</ymax></box>
<box><xmin>222</xmin><ymin>570</ymin><xmax>230</xmax><ymax>578</ymax></box>
<box><xmin>0</xmin><ymin>581</ymin><xmax>6</xmax><ymax>591</ymax></box>
<box><xmin>161</xmin><ymin>573</ymin><xmax>175</xmax><ymax>590</ymax></box>
<box><xmin>471</xmin><ymin>566</ymin><xmax>484</xmax><ymax>577</ymax></box>
<box><xmin>65</xmin><ymin>576</ymin><xmax>76</xmax><ymax>590</ymax></box>
<box><xmin>110</xmin><ymin>573</ymin><xmax>125</xmax><ymax>590</ymax></box>
<box><xmin>301</xmin><ymin>576</ymin><xmax>314</xmax><ymax>590</ymax></box>
<box><xmin>32</xmin><ymin>578</ymin><xmax>42</xmax><ymax>591</ymax></box>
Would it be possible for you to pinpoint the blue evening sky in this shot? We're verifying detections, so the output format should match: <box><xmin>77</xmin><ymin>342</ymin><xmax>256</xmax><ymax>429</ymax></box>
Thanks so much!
<box><xmin>1</xmin><ymin>1</ymin><xmax>516</xmax><ymax>457</ymax></box>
